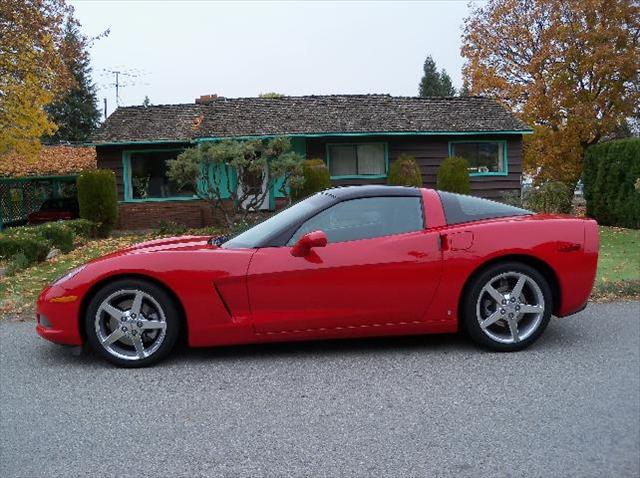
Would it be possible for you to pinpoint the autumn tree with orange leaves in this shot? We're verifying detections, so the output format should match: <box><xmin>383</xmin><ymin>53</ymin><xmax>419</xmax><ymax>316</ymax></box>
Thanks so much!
<box><xmin>0</xmin><ymin>0</ymin><xmax>79</xmax><ymax>159</ymax></box>
<box><xmin>461</xmin><ymin>0</ymin><xmax>640</xmax><ymax>186</ymax></box>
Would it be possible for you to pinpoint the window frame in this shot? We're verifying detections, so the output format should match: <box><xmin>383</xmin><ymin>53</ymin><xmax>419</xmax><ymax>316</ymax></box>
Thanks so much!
<box><xmin>448</xmin><ymin>140</ymin><xmax>508</xmax><ymax>177</ymax></box>
<box><xmin>122</xmin><ymin>149</ymin><xmax>198</xmax><ymax>202</ymax></box>
<box><xmin>286</xmin><ymin>195</ymin><xmax>425</xmax><ymax>246</ymax></box>
<box><xmin>325</xmin><ymin>142</ymin><xmax>389</xmax><ymax>180</ymax></box>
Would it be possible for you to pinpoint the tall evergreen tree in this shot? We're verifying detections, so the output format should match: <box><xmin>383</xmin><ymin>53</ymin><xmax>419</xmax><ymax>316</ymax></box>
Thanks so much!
<box><xmin>418</xmin><ymin>55</ymin><xmax>457</xmax><ymax>97</ymax></box>
<box><xmin>44</xmin><ymin>21</ymin><xmax>100</xmax><ymax>143</ymax></box>
<box><xmin>439</xmin><ymin>70</ymin><xmax>455</xmax><ymax>97</ymax></box>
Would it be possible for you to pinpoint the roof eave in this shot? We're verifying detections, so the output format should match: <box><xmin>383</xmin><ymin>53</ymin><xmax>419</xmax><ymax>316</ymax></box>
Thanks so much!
<box><xmin>92</xmin><ymin>129</ymin><xmax>533</xmax><ymax>147</ymax></box>
<box><xmin>193</xmin><ymin>130</ymin><xmax>533</xmax><ymax>142</ymax></box>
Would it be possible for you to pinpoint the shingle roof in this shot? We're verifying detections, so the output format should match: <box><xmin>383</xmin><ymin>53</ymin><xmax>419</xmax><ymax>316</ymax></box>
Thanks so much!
<box><xmin>92</xmin><ymin>94</ymin><xmax>531</xmax><ymax>144</ymax></box>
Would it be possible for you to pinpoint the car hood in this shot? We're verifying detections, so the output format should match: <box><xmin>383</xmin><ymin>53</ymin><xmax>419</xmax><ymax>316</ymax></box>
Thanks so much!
<box><xmin>115</xmin><ymin>235</ymin><xmax>219</xmax><ymax>256</ymax></box>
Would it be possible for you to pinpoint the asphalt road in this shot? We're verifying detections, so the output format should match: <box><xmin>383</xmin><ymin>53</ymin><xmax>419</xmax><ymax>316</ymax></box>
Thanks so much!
<box><xmin>1</xmin><ymin>302</ymin><xmax>639</xmax><ymax>478</ymax></box>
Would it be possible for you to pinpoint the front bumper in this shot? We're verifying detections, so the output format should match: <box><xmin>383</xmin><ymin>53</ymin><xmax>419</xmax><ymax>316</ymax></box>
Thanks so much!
<box><xmin>36</xmin><ymin>285</ymin><xmax>83</xmax><ymax>346</ymax></box>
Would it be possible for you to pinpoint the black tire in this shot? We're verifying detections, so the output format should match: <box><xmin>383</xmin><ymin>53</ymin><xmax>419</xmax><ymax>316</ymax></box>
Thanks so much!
<box><xmin>85</xmin><ymin>278</ymin><xmax>180</xmax><ymax>367</ymax></box>
<box><xmin>461</xmin><ymin>261</ymin><xmax>553</xmax><ymax>352</ymax></box>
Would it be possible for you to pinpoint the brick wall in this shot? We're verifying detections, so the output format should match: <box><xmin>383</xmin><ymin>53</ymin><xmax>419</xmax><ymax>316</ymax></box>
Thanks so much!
<box><xmin>117</xmin><ymin>200</ymin><xmax>218</xmax><ymax>230</ymax></box>
<box><xmin>116</xmin><ymin>199</ymin><xmax>287</xmax><ymax>231</ymax></box>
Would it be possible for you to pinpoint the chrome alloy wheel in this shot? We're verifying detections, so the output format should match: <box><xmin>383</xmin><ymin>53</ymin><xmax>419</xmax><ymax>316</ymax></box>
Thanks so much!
<box><xmin>94</xmin><ymin>289</ymin><xmax>168</xmax><ymax>361</ymax></box>
<box><xmin>475</xmin><ymin>271</ymin><xmax>545</xmax><ymax>345</ymax></box>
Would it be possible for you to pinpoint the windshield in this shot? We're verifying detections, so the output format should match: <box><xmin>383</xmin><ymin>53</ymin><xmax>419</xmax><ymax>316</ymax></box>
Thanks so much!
<box><xmin>221</xmin><ymin>193</ymin><xmax>332</xmax><ymax>249</ymax></box>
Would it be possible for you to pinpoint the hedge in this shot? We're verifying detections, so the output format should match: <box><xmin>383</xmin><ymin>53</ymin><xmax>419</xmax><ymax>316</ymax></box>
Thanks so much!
<box><xmin>584</xmin><ymin>138</ymin><xmax>640</xmax><ymax>229</ymax></box>
<box><xmin>77</xmin><ymin>169</ymin><xmax>118</xmax><ymax>237</ymax></box>
<box><xmin>36</xmin><ymin>222</ymin><xmax>74</xmax><ymax>253</ymax></box>
<box><xmin>0</xmin><ymin>235</ymin><xmax>50</xmax><ymax>265</ymax></box>
<box><xmin>437</xmin><ymin>156</ymin><xmax>471</xmax><ymax>194</ymax></box>
<box><xmin>291</xmin><ymin>159</ymin><xmax>331</xmax><ymax>201</ymax></box>
<box><xmin>388</xmin><ymin>155</ymin><xmax>422</xmax><ymax>187</ymax></box>
<box><xmin>62</xmin><ymin>218</ymin><xmax>98</xmax><ymax>238</ymax></box>
<box><xmin>0</xmin><ymin>219</ymin><xmax>98</xmax><ymax>270</ymax></box>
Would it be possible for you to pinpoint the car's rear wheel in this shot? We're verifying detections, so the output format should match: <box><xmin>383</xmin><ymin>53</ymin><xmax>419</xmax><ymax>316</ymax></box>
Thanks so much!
<box><xmin>85</xmin><ymin>279</ymin><xmax>180</xmax><ymax>367</ymax></box>
<box><xmin>462</xmin><ymin>262</ymin><xmax>552</xmax><ymax>352</ymax></box>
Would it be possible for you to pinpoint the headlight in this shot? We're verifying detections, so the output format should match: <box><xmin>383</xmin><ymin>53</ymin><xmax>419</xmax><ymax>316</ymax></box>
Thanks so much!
<box><xmin>51</xmin><ymin>265</ymin><xmax>86</xmax><ymax>286</ymax></box>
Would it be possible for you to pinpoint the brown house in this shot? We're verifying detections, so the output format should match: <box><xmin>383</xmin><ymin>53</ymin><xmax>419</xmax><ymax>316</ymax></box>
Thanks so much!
<box><xmin>92</xmin><ymin>94</ymin><xmax>531</xmax><ymax>230</ymax></box>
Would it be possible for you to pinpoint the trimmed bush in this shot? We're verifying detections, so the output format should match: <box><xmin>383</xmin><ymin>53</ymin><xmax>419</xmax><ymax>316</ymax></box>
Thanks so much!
<box><xmin>388</xmin><ymin>155</ymin><xmax>422</xmax><ymax>187</ymax></box>
<box><xmin>584</xmin><ymin>138</ymin><xmax>640</xmax><ymax>228</ymax></box>
<box><xmin>62</xmin><ymin>218</ymin><xmax>97</xmax><ymax>238</ymax></box>
<box><xmin>77</xmin><ymin>169</ymin><xmax>118</xmax><ymax>237</ymax></box>
<box><xmin>6</xmin><ymin>253</ymin><xmax>30</xmax><ymax>276</ymax></box>
<box><xmin>0</xmin><ymin>235</ymin><xmax>49</xmax><ymax>265</ymax></box>
<box><xmin>37</xmin><ymin>222</ymin><xmax>74</xmax><ymax>253</ymax></box>
<box><xmin>524</xmin><ymin>181</ymin><xmax>573</xmax><ymax>214</ymax></box>
<box><xmin>437</xmin><ymin>156</ymin><xmax>471</xmax><ymax>194</ymax></box>
<box><xmin>291</xmin><ymin>159</ymin><xmax>331</xmax><ymax>201</ymax></box>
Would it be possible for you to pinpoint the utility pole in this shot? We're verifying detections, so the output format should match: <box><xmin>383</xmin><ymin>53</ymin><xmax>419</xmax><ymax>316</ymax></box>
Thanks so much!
<box><xmin>103</xmin><ymin>98</ymin><xmax>108</xmax><ymax>121</ymax></box>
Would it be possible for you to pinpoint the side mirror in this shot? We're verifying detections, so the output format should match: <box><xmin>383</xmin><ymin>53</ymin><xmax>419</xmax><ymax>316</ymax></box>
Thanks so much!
<box><xmin>290</xmin><ymin>230</ymin><xmax>328</xmax><ymax>257</ymax></box>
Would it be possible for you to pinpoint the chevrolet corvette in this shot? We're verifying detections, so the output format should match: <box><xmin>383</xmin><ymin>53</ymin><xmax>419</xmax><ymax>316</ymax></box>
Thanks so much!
<box><xmin>36</xmin><ymin>186</ymin><xmax>599</xmax><ymax>367</ymax></box>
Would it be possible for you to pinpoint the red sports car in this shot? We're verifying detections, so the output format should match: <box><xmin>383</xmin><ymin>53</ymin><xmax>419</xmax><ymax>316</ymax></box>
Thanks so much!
<box><xmin>36</xmin><ymin>186</ymin><xmax>599</xmax><ymax>367</ymax></box>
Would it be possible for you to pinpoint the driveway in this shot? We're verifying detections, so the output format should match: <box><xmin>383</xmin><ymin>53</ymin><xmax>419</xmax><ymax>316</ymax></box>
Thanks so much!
<box><xmin>1</xmin><ymin>301</ymin><xmax>639</xmax><ymax>478</ymax></box>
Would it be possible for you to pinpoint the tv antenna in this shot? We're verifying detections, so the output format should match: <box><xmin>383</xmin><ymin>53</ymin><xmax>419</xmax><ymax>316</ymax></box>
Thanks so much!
<box><xmin>99</xmin><ymin>67</ymin><xmax>149</xmax><ymax>108</ymax></box>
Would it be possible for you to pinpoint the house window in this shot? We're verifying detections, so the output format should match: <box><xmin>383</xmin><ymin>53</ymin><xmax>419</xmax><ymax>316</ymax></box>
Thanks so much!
<box><xmin>449</xmin><ymin>141</ymin><xmax>507</xmax><ymax>175</ymax></box>
<box><xmin>327</xmin><ymin>143</ymin><xmax>387</xmax><ymax>178</ymax></box>
<box><xmin>125</xmin><ymin>150</ymin><xmax>195</xmax><ymax>200</ymax></box>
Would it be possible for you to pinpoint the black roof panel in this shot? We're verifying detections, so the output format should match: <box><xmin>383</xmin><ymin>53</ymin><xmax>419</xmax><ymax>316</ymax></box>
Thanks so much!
<box><xmin>321</xmin><ymin>185</ymin><xmax>421</xmax><ymax>200</ymax></box>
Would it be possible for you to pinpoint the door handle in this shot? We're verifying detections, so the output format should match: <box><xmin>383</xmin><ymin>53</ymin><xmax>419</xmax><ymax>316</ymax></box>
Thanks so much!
<box><xmin>438</xmin><ymin>234</ymin><xmax>449</xmax><ymax>251</ymax></box>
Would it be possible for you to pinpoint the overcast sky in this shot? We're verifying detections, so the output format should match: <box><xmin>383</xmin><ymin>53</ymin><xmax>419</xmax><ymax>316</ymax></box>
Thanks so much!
<box><xmin>70</xmin><ymin>0</ymin><xmax>480</xmax><ymax>115</ymax></box>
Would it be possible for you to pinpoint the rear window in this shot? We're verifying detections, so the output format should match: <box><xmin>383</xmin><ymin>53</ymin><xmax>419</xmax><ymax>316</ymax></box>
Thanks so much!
<box><xmin>438</xmin><ymin>191</ymin><xmax>531</xmax><ymax>225</ymax></box>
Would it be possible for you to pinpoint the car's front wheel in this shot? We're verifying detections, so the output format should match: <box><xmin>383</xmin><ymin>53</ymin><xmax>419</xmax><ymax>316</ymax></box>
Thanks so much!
<box><xmin>462</xmin><ymin>262</ymin><xmax>553</xmax><ymax>352</ymax></box>
<box><xmin>85</xmin><ymin>279</ymin><xmax>180</xmax><ymax>367</ymax></box>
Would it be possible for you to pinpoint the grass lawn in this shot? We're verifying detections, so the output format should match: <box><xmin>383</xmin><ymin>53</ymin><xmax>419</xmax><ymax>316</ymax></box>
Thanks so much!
<box><xmin>0</xmin><ymin>236</ymin><xmax>145</xmax><ymax>316</ymax></box>
<box><xmin>596</xmin><ymin>226</ymin><xmax>640</xmax><ymax>283</ymax></box>
<box><xmin>591</xmin><ymin>226</ymin><xmax>640</xmax><ymax>301</ymax></box>
<box><xmin>0</xmin><ymin>226</ymin><xmax>638</xmax><ymax>318</ymax></box>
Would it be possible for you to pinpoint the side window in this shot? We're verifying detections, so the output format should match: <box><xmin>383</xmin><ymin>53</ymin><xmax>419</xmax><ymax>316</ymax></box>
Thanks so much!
<box><xmin>287</xmin><ymin>196</ymin><xmax>423</xmax><ymax>245</ymax></box>
<box><xmin>438</xmin><ymin>191</ymin><xmax>531</xmax><ymax>225</ymax></box>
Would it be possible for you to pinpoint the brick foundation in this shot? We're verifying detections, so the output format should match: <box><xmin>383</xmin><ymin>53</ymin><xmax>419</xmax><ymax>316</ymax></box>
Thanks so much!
<box><xmin>116</xmin><ymin>198</ymin><xmax>288</xmax><ymax>231</ymax></box>
<box><xmin>117</xmin><ymin>200</ymin><xmax>219</xmax><ymax>230</ymax></box>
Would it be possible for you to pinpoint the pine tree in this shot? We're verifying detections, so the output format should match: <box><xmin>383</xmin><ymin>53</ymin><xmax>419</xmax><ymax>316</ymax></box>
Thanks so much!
<box><xmin>418</xmin><ymin>56</ymin><xmax>441</xmax><ymax>96</ymax></box>
<box><xmin>439</xmin><ymin>70</ymin><xmax>456</xmax><ymax>96</ymax></box>
<box><xmin>44</xmin><ymin>21</ymin><xmax>101</xmax><ymax>143</ymax></box>
<box><xmin>418</xmin><ymin>55</ymin><xmax>456</xmax><ymax>97</ymax></box>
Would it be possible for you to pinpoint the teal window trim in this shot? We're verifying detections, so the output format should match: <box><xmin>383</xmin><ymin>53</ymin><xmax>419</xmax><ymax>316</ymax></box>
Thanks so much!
<box><xmin>325</xmin><ymin>142</ymin><xmax>389</xmax><ymax>180</ymax></box>
<box><xmin>448</xmin><ymin>140</ymin><xmax>509</xmax><ymax>177</ymax></box>
<box><xmin>122</xmin><ymin>148</ymin><xmax>199</xmax><ymax>202</ymax></box>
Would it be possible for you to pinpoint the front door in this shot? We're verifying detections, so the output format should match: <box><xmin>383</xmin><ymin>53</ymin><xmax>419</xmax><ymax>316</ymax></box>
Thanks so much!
<box><xmin>246</xmin><ymin>196</ymin><xmax>443</xmax><ymax>333</ymax></box>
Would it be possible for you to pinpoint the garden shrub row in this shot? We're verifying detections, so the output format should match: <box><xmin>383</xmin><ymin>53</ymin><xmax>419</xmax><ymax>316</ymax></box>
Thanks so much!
<box><xmin>584</xmin><ymin>138</ymin><xmax>640</xmax><ymax>229</ymax></box>
<box><xmin>0</xmin><ymin>219</ymin><xmax>98</xmax><ymax>274</ymax></box>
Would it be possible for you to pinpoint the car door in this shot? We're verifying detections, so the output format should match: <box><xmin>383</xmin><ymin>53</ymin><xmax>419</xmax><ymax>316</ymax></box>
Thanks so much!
<box><xmin>246</xmin><ymin>195</ymin><xmax>443</xmax><ymax>334</ymax></box>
